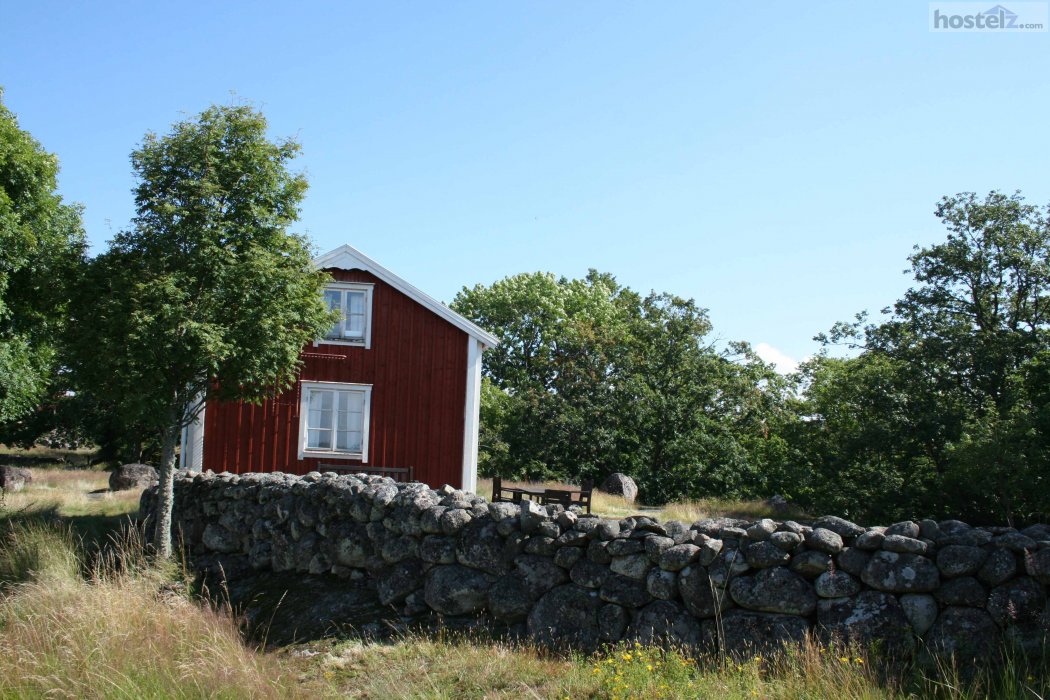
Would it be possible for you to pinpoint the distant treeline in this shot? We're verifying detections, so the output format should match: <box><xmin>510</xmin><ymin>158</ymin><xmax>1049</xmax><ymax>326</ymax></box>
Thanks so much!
<box><xmin>451</xmin><ymin>191</ymin><xmax>1050</xmax><ymax>526</ymax></box>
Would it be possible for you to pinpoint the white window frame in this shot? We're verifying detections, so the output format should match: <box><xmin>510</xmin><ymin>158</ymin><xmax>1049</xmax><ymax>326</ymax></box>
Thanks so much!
<box><xmin>298</xmin><ymin>381</ymin><xmax>372</xmax><ymax>462</ymax></box>
<box><xmin>319</xmin><ymin>282</ymin><xmax>373</xmax><ymax>349</ymax></box>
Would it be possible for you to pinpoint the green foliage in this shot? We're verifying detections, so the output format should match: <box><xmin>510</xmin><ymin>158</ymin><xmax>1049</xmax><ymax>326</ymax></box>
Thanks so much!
<box><xmin>797</xmin><ymin>191</ymin><xmax>1050</xmax><ymax>523</ymax></box>
<box><xmin>453</xmin><ymin>271</ymin><xmax>794</xmax><ymax>503</ymax></box>
<box><xmin>69</xmin><ymin>103</ymin><xmax>335</xmax><ymax>555</ymax></box>
<box><xmin>0</xmin><ymin>89</ymin><xmax>85</xmax><ymax>423</ymax></box>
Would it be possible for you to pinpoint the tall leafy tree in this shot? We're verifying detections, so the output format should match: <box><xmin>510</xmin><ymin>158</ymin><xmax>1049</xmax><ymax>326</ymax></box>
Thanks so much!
<box><xmin>71</xmin><ymin>104</ymin><xmax>334</xmax><ymax>557</ymax></box>
<box><xmin>0</xmin><ymin>89</ymin><xmax>85</xmax><ymax>423</ymax></box>
<box><xmin>801</xmin><ymin>191</ymin><xmax>1050</xmax><ymax>522</ymax></box>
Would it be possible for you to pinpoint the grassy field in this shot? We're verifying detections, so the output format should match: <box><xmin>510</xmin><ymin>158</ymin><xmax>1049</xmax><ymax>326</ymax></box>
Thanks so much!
<box><xmin>0</xmin><ymin>460</ymin><xmax>1046</xmax><ymax>698</ymax></box>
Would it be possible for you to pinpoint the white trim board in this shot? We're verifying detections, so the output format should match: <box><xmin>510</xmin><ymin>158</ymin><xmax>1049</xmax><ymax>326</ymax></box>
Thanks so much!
<box><xmin>314</xmin><ymin>244</ymin><xmax>500</xmax><ymax>348</ymax></box>
<box><xmin>461</xmin><ymin>336</ymin><xmax>483</xmax><ymax>493</ymax></box>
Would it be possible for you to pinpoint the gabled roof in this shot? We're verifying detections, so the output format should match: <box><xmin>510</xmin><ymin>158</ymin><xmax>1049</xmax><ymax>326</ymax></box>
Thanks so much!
<box><xmin>314</xmin><ymin>244</ymin><xmax>499</xmax><ymax>347</ymax></box>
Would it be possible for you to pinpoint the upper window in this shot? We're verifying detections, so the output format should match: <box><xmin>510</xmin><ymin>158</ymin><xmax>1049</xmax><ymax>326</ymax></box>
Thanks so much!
<box><xmin>322</xmin><ymin>283</ymin><xmax>373</xmax><ymax>347</ymax></box>
<box><xmin>298</xmin><ymin>381</ymin><xmax>372</xmax><ymax>461</ymax></box>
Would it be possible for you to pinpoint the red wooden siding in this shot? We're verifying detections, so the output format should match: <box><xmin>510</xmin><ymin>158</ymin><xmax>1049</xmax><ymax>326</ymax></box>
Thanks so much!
<box><xmin>202</xmin><ymin>269</ymin><xmax>469</xmax><ymax>488</ymax></box>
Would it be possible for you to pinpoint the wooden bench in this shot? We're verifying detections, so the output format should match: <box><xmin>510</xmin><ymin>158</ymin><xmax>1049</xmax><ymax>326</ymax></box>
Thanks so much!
<box><xmin>319</xmin><ymin>464</ymin><xmax>415</xmax><ymax>482</ymax></box>
<box><xmin>491</xmin><ymin>476</ymin><xmax>593</xmax><ymax>514</ymax></box>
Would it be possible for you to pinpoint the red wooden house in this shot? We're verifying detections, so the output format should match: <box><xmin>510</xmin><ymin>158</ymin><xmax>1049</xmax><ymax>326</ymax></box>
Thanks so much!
<box><xmin>179</xmin><ymin>245</ymin><xmax>498</xmax><ymax>491</ymax></box>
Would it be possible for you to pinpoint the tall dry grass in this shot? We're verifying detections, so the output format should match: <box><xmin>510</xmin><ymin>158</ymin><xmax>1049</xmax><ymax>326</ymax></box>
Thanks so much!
<box><xmin>0</xmin><ymin>515</ymin><xmax>299</xmax><ymax>698</ymax></box>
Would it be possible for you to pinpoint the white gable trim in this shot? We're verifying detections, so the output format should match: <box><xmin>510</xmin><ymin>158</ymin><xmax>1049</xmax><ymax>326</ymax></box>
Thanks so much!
<box><xmin>314</xmin><ymin>245</ymin><xmax>500</xmax><ymax>347</ymax></box>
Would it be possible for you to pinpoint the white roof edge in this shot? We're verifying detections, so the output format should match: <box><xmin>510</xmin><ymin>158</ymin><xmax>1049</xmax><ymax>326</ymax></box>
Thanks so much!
<box><xmin>313</xmin><ymin>244</ymin><xmax>500</xmax><ymax>347</ymax></box>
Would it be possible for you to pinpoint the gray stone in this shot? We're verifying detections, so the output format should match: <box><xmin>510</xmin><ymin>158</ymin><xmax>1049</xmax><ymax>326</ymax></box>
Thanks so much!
<box><xmin>882</xmin><ymin>535</ymin><xmax>928</xmax><ymax>555</ymax></box>
<box><xmin>696</xmin><ymin>536</ymin><xmax>724</xmax><ymax>565</ymax></box>
<box><xmin>987</xmin><ymin>577</ymin><xmax>1046</xmax><ymax>627</ymax></box>
<box><xmin>900</xmin><ymin>593</ymin><xmax>939</xmax><ymax>635</ymax></box>
<box><xmin>376</xmin><ymin>559</ymin><xmax>424</xmax><ymax>605</ymax></box>
<box><xmin>598</xmin><ymin>603</ymin><xmax>630</xmax><ymax>642</ymax></box>
<box><xmin>805</xmin><ymin>528</ymin><xmax>844</xmax><ymax>554</ymax></box>
<box><xmin>487</xmin><ymin>575</ymin><xmax>532</xmax><ymax>622</ymax></box>
<box><xmin>918</xmin><ymin>519</ymin><xmax>940</xmax><ymax>541</ymax></box>
<box><xmin>380</xmin><ymin>534</ymin><xmax>419</xmax><ymax>563</ymax></box>
<box><xmin>861</xmin><ymin>551</ymin><xmax>939</xmax><ymax>593</ymax></box>
<box><xmin>109</xmin><ymin>463</ymin><xmax>157</xmax><ymax>491</ymax></box>
<box><xmin>679</xmin><ymin>565</ymin><xmax>732</xmax><ymax>618</ymax></box>
<box><xmin>439</xmin><ymin>508</ymin><xmax>472</xmax><ymax>535</ymax></box>
<box><xmin>599</xmin><ymin>473</ymin><xmax>638</xmax><ymax>503</ymax></box>
<box><xmin>729</xmin><ymin>566</ymin><xmax>817</xmax><ymax>616</ymax></box>
<box><xmin>817</xmin><ymin>591</ymin><xmax>914</xmax><ymax>654</ymax></box>
<box><xmin>770</xmin><ymin>531</ymin><xmax>802</xmax><ymax>552</ymax></box>
<box><xmin>423</xmin><ymin>564</ymin><xmax>492</xmax><ymax>616</ymax></box>
<box><xmin>596</xmin><ymin>519</ymin><xmax>621</xmax><ymax>541</ymax></box>
<box><xmin>746</xmin><ymin>519</ymin><xmax>778</xmax><ymax>541</ymax></box>
<box><xmin>522</xmin><ymin>536</ymin><xmax>557</xmax><ymax>557</ymax></box>
<box><xmin>719</xmin><ymin>610</ymin><xmax>810</xmax><ymax>658</ymax></box>
<box><xmin>553</xmin><ymin>546</ymin><xmax>584</xmax><ymax>569</ymax></box>
<box><xmin>993</xmin><ymin>532</ymin><xmax>1037</xmax><ymax>553</ymax></box>
<box><xmin>527</xmin><ymin>584</ymin><xmax>603</xmax><ymax>652</ymax></box>
<box><xmin>646</xmin><ymin>568</ymin><xmax>678</xmax><ymax>600</ymax></box>
<box><xmin>202</xmin><ymin>523</ymin><xmax>240</xmax><ymax>553</ymax></box>
<box><xmin>0</xmin><ymin>465</ymin><xmax>31</xmax><ymax>492</ymax></box>
<box><xmin>419</xmin><ymin>535</ymin><xmax>457</xmax><ymax>564</ymax></box>
<box><xmin>663</xmin><ymin>520</ymin><xmax>691</xmax><ymax>545</ymax></box>
<box><xmin>645</xmin><ymin>535</ymin><xmax>675</xmax><ymax>563</ymax></box>
<box><xmin>815</xmin><ymin>571</ymin><xmax>861</xmax><ymax>598</ymax></box>
<box><xmin>1026</xmin><ymin>548</ymin><xmax>1050</xmax><ymax>585</ymax></box>
<box><xmin>514</xmin><ymin>554</ymin><xmax>568</xmax><ymax>598</ymax></box>
<box><xmin>487</xmin><ymin>501</ymin><xmax>520</xmax><ymax>522</ymax></box>
<box><xmin>746</xmin><ymin>541</ymin><xmax>791</xmax><ymax>569</ymax></box>
<box><xmin>935</xmin><ymin>577</ymin><xmax>987</xmax><ymax>607</ymax></box>
<box><xmin>610</xmin><ymin>553</ymin><xmax>651</xmax><ymax>580</ymax></box>
<box><xmin>854</xmin><ymin>530</ymin><xmax>885</xmax><ymax>551</ymax></box>
<box><xmin>813</xmin><ymin>515</ymin><xmax>865</xmax><ymax>539</ymax></box>
<box><xmin>978</xmin><ymin>548</ymin><xmax>1018</xmax><ymax>586</ymax></box>
<box><xmin>586</xmin><ymin>539</ymin><xmax>612</xmax><ymax>565</ymax></box>
<box><xmin>884</xmin><ymin>521</ymin><xmax>920</xmax><ymax>539</ymax></box>
<box><xmin>837</xmin><ymin>547</ymin><xmax>872</xmax><ymax>578</ymax></box>
<box><xmin>556</xmin><ymin>509</ymin><xmax>578</xmax><ymax>529</ymax></box>
<box><xmin>936</xmin><ymin>545</ymin><xmax>987</xmax><ymax>578</ymax></box>
<box><xmin>659</xmin><ymin>544</ymin><xmax>701</xmax><ymax>571</ymax></box>
<box><xmin>455</xmin><ymin>519</ymin><xmax>507</xmax><ymax>575</ymax></box>
<box><xmin>520</xmin><ymin>500</ymin><xmax>547</xmax><ymax>534</ymax></box>
<box><xmin>570</xmin><ymin>559</ymin><xmax>611</xmax><ymax>589</ymax></box>
<box><xmin>600</xmin><ymin>573</ymin><xmax>653</xmax><ymax>608</ymax></box>
<box><xmin>708</xmin><ymin>549</ymin><xmax>750</xmax><ymax>587</ymax></box>
<box><xmin>924</xmin><ymin>607</ymin><xmax>1000</xmax><ymax>663</ymax></box>
<box><xmin>791</xmin><ymin>550</ymin><xmax>833</xmax><ymax>578</ymax></box>
<box><xmin>628</xmin><ymin>600</ymin><xmax>706</xmax><ymax>649</ymax></box>
<box><xmin>607</xmin><ymin>538</ymin><xmax>645</xmax><ymax>556</ymax></box>
<box><xmin>536</xmin><ymin>520</ymin><xmax>561</xmax><ymax>539</ymax></box>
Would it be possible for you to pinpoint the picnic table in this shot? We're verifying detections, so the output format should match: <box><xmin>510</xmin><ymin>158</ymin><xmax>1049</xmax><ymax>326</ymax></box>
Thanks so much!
<box><xmin>491</xmin><ymin>476</ymin><xmax>593</xmax><ymax>514</ymax></box>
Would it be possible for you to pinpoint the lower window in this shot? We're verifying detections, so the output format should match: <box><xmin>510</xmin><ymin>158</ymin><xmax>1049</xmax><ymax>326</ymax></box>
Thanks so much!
<box><xmin>298</xmin><ymin>382</ymin><xmax>372</xmax><ymax>461</ymax></box>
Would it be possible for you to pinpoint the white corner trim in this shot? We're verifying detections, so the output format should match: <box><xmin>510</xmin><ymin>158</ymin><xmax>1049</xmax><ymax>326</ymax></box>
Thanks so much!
<box><xmin>297</xmin><ymin>380</ymin><xmax>373</xmax><ymax>462</ymax></box>
<box><xmin>461</xmin><ymin>337</ymin><xmax>483</xmax><ymax>493</ymax></box>
<box><xmin>314</xmin><ymin>244</ymin><xmax>500</xmax><ymax>348</ymax></box>
<box><xmin>179</xmin><ymin>398</ymin><xmax>206</xmax><ymax>472</ymax></box>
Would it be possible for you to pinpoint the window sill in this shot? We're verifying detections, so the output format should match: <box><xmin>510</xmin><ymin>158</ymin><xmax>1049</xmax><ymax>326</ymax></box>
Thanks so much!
<box><xmin>316</xmin><ymin>338</ymin><xmax>369</xmax><ymax>348</ymax></box>
<box><xmin>300</xmin><ymin>450</ymin><xmax>365</xmax><ymax>461</ymax></box>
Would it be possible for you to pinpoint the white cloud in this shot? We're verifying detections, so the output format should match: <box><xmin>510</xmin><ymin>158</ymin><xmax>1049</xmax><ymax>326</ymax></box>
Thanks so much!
<box><xmin>753</xmin><ymin>342</ymin><xmax>800</xmax><ymax>375</ymax></box>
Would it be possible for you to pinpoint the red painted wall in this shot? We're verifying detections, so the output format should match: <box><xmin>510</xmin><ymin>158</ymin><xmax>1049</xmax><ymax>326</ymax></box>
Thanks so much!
<box><xmin>202</xmin><ymin>269</ymin><xmax>469</xmax><ymax>488</ymax></box>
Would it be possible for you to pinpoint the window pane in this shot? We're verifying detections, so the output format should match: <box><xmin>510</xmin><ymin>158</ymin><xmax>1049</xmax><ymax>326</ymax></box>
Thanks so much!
<box><xmin>324</xmin><ymin>290</ymin><xmax>342</xmax><ymax>338</ymax></box>
<box><xmin>308</xmin><ymin>429</ymin><xmax>331</xmax><ymax>450</ymax></box>
<box><xmin>348</xmin><ymin>291</ymin><xmax>365</xmax><ymax>314</ymax></box>
<box><xmin>337</xmin><ymin>431</ymin><xmax>362</xmax><ymax>452</ymax></box>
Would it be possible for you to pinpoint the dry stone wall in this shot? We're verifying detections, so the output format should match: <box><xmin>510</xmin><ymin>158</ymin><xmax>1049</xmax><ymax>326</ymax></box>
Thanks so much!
<box><xmin>143</xmin><ymin>471</ymin><xmax>1050</xmax><ymax>662</ymax></box>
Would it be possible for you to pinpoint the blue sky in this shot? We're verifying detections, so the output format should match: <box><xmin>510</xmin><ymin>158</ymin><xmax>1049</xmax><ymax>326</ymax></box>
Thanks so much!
<box><xmin>3</xmin><ymin>1</ymin><xmax>1047</xmax><ymax>369</ymax></box>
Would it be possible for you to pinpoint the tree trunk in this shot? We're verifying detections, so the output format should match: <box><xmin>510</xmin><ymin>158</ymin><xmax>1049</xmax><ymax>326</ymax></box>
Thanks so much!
<box><xmin>152</xmin><ymin>423</ymin><xmax>180</xmax><ymax>559</ymax></box>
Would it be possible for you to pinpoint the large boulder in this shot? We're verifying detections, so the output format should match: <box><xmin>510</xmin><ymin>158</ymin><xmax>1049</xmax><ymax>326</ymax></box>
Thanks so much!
<box><xmin>816</xmin><ymin>591</ymin><xmax>914</xmax><ymax>654</ymax></box>
<box><xmin>527</xmin><ymin>584</ymin><xmax>604</xmax><ymax>651</ymax></box>
<box><xmin>423</xmin><ymin>564</ymin><xmax>492</xmax><ymax>615</ymax></box>
<box><xmin>729</xmin><ymin>566</ymin><xmax>817</xmax><ymax>616</ymax></box>
<box><xmin>628</xmin><ymin>600</ymin><xmax>707</xmax><ymax>650</ymax></box>
<box><xmin>599</xmin><ymin>473</ymin><xmax>638</xmax><ymax>503</ymax></box>
<box><xmin>0</xmin><ymin>465</ymin><xmax>31</xmax><ymax>492</ymax></box>
<box><xmin>109</xmin><ymin>463</ymin><xmax>158</xmax><ymax>491</ymax></box>
<box><xmin>860</xmin><ymin>551</ymin><xmax>940</xmax><ymax>593</ymax></box>
<box><xmin>718</xmin><ymin>610</ymin><xmax>810</xmax><ymax>658</ymax></box>
<box><xmin>923</xmin><ymin>607</ymin><xmax>1001</xmax><ymax>664</ymax></box>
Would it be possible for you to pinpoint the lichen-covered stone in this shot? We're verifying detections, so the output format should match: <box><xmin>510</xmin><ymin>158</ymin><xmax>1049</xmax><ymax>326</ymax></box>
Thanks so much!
<box><xmin>746</xmin><ymin>541</ymin><xmax>791</xmax><ymax>569</ymax></box>
<box><xmin>729</xmin><ymin>567</ymin><xmax>817</xmax><ymax>616</ymax></box>
<box><xmin>987</xmin><ymin>577</ymin><xmax>1046</xmax><ymax>627</ymax></box>
<box><xmin>719</xmin><ymin>610</ymin><xmax>810</xmax><ymax>658</ymax></box>
<box><xmin>527</xmin><ymin>584</ymin><xmax>603</xmax><ymax>652</ymax></box>
<box><xmin>815</xmin><ymin>571</ymin><xmax>861</xmax><ymax>599</ymax></box>
<box><xmin>628</xmin><ymin>600</ymin><xmax>706</xmax><ymax>649</ymax></box>
<box><xmin>647</xmin><ymin>567</ymin><xmax>678</xmax><ymax>600</ymax></box>
<box><xmin>659</xmin><ymin>544</ymin><xmax>701</xmax><ymax>571</ymax></box>
<box><xmin>937</xmin><ymin>545</ymin><xmax>987</xmax><ymax>578</ymax></box>
<box><xmin>924</xmin><ymin>607</ymin><xmax>1000</xmax><ymax>663</ymax></box>
<box><xmin>805</xmin><ymin>528</ymin><xmax>844</xmax><ymax>554</ymax></box>
<box><xmin>679</xmin><ymin>565</ymin><xmax>732</xmax><ymax>618</ymax></box>
<box><xmin>423</xmin><ymin>564</ymin><xmax>492</xmax><ymax>615</ymax></box>
<box><xmin>861</xmin><ymin>551</ymin><xmax>939</xmax><ymax>593</ymax></box>
<box><xmin>817</xmin><ymin>591</ymin><xmax>914</xmax><ymax>654</ymax></box>
<box><xmin>935</xmin><ymin>576</ymin><xmax>987</xmax><ymax>607</ymax></box>
<box><xmin>900</xmin><ymin>593</ymin><xmax>938</xmax><ymax>635</ymax></box>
